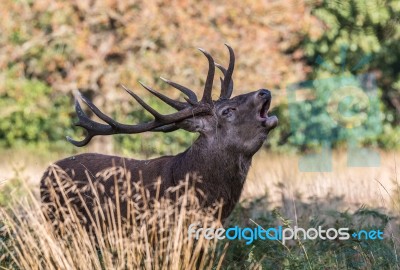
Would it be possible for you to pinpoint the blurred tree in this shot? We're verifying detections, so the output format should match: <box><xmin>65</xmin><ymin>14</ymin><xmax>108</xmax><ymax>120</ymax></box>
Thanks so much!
<box><xmin>283</xmin><ymin>0</ymin><xmax>400</xmax><ymax>150</ymax></box>
<box><xmin>0</xmin><ymin>68</ymin><xmax>74</xmax><ymax>149</ymax></box>
<box><xmin>0</xmin><ymin>0</ymin><xmax>397</xmax><ymax>152</ymax></box>
<box><xmin>0</xmin><ymin>0</ymin><xmax>312</xmax><ymax>153</ymax></box>
<box><xmin>301</xmin><ymin>0</ymin><xmax>400</xmax><ymax>122</ymax></box>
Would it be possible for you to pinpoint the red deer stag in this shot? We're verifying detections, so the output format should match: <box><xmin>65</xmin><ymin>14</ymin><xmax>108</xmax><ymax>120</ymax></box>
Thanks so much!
<box><xmin>40</xmin><ymin>45</ymin><xmax>278</xmax><ymax>225</ymax></box>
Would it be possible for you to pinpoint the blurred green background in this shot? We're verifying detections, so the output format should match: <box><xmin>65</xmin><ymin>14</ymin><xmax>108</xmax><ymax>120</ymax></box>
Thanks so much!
<box><xmin>0</xmin><ymin>0</ymin><xmax>399</xmax><ymax>157</ymax></box>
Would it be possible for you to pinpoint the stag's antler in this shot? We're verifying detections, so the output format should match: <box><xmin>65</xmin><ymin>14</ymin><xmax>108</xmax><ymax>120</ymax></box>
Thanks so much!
<box><xmin>217</xmin><ymin>44</ymin><xmax>235</xmax><ymax>100</ymax></box>
<box><xmin>67</xmin><ymin>45</ymin><xmax>235</xmax><ymax>147</ymax></box>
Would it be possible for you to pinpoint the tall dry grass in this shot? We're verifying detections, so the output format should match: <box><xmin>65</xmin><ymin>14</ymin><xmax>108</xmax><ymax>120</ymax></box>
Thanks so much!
<box><xmin>1</xmin><ymin>151</ymin><xmax>400</xmax><ymax>269</ymax></box>
<box><xmin>0</xmin><ymin>168</ymin><xmax>227</xmax><ymax>270</ymax></box>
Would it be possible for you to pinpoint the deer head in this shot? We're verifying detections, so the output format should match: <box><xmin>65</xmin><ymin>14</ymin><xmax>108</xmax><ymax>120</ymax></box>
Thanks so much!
<box><xmin>67</xmin><ymin>45</ymin><xmax>278</xmax><ymax>157</ymax></box>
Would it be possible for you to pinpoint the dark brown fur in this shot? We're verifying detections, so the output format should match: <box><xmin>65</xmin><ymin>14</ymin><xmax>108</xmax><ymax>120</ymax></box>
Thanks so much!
<box><xmin>40</xmin><ymin>46</ymin><xmax>278</xmax><ymax>227</ymax></box>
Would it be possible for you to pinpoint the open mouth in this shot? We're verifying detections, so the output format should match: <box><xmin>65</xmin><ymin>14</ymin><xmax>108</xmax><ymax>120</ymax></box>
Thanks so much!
<box><xmin>259</xmin><ymin>100</ymin><xmax>270</xmax><ymax>119</ymax></box>
<box><xmin>258</xmin><ymin>100</ymin><xmax>278</xmax><ymax>129</ymax></box>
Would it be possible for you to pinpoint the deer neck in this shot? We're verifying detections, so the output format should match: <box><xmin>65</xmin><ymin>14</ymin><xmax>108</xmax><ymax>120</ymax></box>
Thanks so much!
<box><xmin>174</xmin><ymin>137</ymin><xmax>252</xmax><ymax>189</ymax></box>
<box><xmin>171</xmin><ymin>137</ymin><xmax>252</xmax><ymax>218</ymax></box>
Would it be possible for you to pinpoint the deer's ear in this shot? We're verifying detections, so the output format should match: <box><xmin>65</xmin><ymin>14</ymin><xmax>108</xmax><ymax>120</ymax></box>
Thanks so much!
<box><xmin>176</xmin><ymin>117</ymin><xmax>210</xmax><ymax>133</ymax></box>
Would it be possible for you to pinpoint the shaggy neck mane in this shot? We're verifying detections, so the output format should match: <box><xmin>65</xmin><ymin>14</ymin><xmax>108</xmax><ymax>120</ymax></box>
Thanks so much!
<box><xmin>172</xmin><ymin>136</ymin><xmax>253</xmax><ymax>218</ymax></box>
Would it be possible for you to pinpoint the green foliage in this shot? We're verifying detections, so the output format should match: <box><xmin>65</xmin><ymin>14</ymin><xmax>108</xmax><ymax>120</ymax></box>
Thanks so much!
<box><xmin>254</xmin><ymin>0</ymin><xmax>400</xmax><ymax>152</ymax></box>
<box><xmin>222</xmin><ymin>196</ymin><xmax>399</xmax><ymax>269</ymax></box>
<box><xmin>287</xmin><ymin>73</ymin><xmax>383</xmax><ymax>150</ymax></box>
<box><xmin>302</xmin><ymin>0</ymin><xmax>400</xmax><ymax>140</ymax></box>
<box><xmin>0</xmin><ymin>68</ymin><xmax>74</xmax><ymax>149</ymax></box>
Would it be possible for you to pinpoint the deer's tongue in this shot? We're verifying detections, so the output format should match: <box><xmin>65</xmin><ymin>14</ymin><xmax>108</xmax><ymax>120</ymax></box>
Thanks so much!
<box><xmin>263</xmin><ymin>115</ymin><xmax>278</xmax><ymax>129</ymax></box>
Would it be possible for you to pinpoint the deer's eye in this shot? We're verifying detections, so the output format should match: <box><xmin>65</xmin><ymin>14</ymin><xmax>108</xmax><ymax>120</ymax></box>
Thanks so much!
<box><xmin>221</xmin><ymin>108</ymin><xmax>236</xmax><ymax>116</ymax></box>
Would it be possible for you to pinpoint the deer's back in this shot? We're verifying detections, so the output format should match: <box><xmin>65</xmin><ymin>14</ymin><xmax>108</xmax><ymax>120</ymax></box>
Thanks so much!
<box><xmin>42</xmin><ymin>153</ymin><xmax>174</xmax><ymax>184</ymax></box>
<box><xmin>40</xmin><ymin>153</ymin><xmax>175</xmax><ymax>227</ymax></box>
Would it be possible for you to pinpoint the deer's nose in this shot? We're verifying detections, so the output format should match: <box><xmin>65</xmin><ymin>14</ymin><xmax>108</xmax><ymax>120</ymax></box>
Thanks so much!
<box><xmin>257</xmin><ymin>89</ymin><xmax>271</xmax><ymax>100</ymax></box>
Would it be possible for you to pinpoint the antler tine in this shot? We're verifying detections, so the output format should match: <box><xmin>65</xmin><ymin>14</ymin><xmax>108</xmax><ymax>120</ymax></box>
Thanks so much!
<box><xmin>151</xmin><ymin>124</ymin><xmax>179</xmax><ymax>132</ymax></box>
<box><xmin>66</xmin><ymin>135</ymin><xmax>92</xmax><ymax>147</ymax></box>
<box><xmin>215</xmin><ymin>63</ymin><xmax>225</xmax><ymax>97</ymax></box>
<box><xmin>215</xmin><ymin>63</ymin><xmax>227</xmax><ymax>75</ymax></box>
<box><xmin>122</xmin><ymin>85</ymin><xmax>167</xmax><ymax>120</ymax></box>
<box><xmin>198</xmin><ymin>48</ymin><xmax>215</xmax><ymax>104</ymax></box>
<box><xmin>159</xmin><ymin>77</ymin><xmax>198</xmax><ymax>104</ymax></box>
<box><xmin>137</xmin><ymin>81</ymin><xmax>188</xmax><ymax>110</ymax></box>
<box><xmin>66</xmin><ymin>98</ymin><xmax>115</xmax><ymax>147</ymax></box>
<box><xmin>215</xmin><ymin>63</ymin><xmax>234</xmax><ymax>100</ymax></box>
<box><xmin>79</xmin><ymin>93</ymin><xmax>119</xmax><ymax>129</ymax></box>
<box><xmin>220</xmin><ymin>44</ymin><xmax>235</xmax><ymax>99</ymax></box>
<box><xmin>122</xmin><ymin>84</ymin><xmax>210</xmax><ymax>122</ymax></box>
